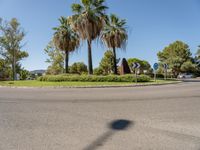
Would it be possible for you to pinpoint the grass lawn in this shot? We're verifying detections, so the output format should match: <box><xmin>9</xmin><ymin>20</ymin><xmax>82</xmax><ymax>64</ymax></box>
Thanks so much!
<box><xmin>0</xmin><ymin>80</ymin><xmax>180</xmax><ymax>87</ymax></box>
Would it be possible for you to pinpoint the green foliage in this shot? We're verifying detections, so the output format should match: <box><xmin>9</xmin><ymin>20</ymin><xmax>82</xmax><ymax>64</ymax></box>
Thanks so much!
<box><xmin>196</xmin><ymin>46</ymin><xmax>200</xmax><ymax>60</ymax></box>
<box><xmin>0</xmin><ymin>18</ymin><xmax>28</xmax><ymax>80</ymax></box>
<box><xmin>181</xmin><ymin>61</ymin><xmax>197</xmax><ymax>73</ymax></box>
<box><xmin>38</xmin><ymin>74</ymin><xmax>151</xmax><ymax>82</ymax></box>
<box><xmin>195</xmin><ymin>46</ymin><xmax>200</xmax><ymax>70</ymax></box>
<box><xmin>101</xmin><ymin>14</ymin><xmax>128</xmax><ymax>74</ymax></box>
<box><xmin>69</xmin><ymin>62</ymin><xmax>88</xmax><ymax>74</ymax></box>
<box><xmin>99</xmin><ymin>50</ymin><xmax>120</xmax><ymax>75</ymax></box>
<box><xmin>127</xmin><ymin>58</ymin><xmax>152</xmax><ymax>74</ymax></box>
<box><xmin>53</xmin><ymin>17</ymin><xmax>80</xmax><ymax>73</ymax></box>
<box><xmin>71</xmin><ymin>0</ymin><xmax>108</xmax><ymax>74</ymax></box>
<box><xmin>101</xmin><ymin>14</ymin><xmax>128</xmax><ymax>50</ymax></box>
<box><xmin>0</xmin><ymin>58</ymin><xmax>11</xmax><ymax>80</ymax></box>
<box><xmin>19</xmin><ymin>69</ymin><xmax>30</xmax><ymax>80</ymax></box>
<box><xmin>157</xmin><ymin>41</ymin><xmax>193</xmax><ymax>76</ymax></box>
<box><xmin>94</xmin><ymin>67</ymin><xmax>104</xmax><ymax>75</ymax></box>
<box><xmin>44</xmin><ymin>41</ymin><xmax>64</xmax><ymax>75</ymax></box>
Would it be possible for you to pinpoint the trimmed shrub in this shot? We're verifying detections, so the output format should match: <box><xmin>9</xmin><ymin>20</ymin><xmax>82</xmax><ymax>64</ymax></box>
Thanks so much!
<box><xmin>38</xmin><ymin>74</ymin><xmax>151</xmax><ymax>82</ymax></box>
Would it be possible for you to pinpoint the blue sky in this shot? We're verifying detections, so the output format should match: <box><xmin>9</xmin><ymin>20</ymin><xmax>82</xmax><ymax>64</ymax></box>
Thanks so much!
<box><xmin>0</xmin><ymin>0</ymin><xmax>200</xmax><ymax>71</ymax></box>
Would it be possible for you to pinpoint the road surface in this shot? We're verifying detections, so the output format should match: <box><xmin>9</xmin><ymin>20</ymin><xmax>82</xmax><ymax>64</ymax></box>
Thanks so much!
<box><xmin>0</xmin><ymin>81</ymin><xmax>200</xmax><ymax>150</ymax></box>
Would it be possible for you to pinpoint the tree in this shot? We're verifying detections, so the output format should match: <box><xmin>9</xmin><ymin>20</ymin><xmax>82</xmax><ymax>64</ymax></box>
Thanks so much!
<box><xmin>195</xmin><ymin>46</ymin><xmax>200</xmax><ymax>76</ymax></box>
<box><xmin>157</xmin><ymin>41</ymin><xmax>192</xmax><ymax>76</ymax></box>
<box><xmin>44</xmin><ymin>41</ymin><xmax>64</xmax><ymax>75</ymax></box>
<box><xmin>53</xmin><ymin>17</ymin><xmax>80</xmax><ymax>73</ymax></box>
<box><xmin>0</xmin><ymin>18</ymin><xmax>28</xmax><ymax>80</ymax></box>
<box><xmin>69</xmin><ymin>62</ymin><xmax>88</xmax><ymax>74</ymax></box>
<box><xmin>195</xmin><ymin>46</ymin><xmax>200</xmax><ymax>68</ymax></box>
<box><xmin>181</xmin><ymin>61</ymin><xmax>197</xmax><ymax>73</ymax></box>
<box><xmin>127</xmin><ymin>58</ymin><xmax>152</xmax><ymax>74</ymax></box>
<box><xmin>19</xmin><ymin>68</ymin><xmax>30</xmax><ymax>80</ymax></box>
<box><xmin>71</xmin><ymin>0</ymin><xmax>108</xmax><ymax>74</ymax></box>
<box><xmin>101</xmin><ymin>14</ymin><xmax>128</xmax><ymax>74</ymax></box>
<box><xmin>196</xmin><ymin>45</ymin><xmax>200</xmax><ymax>60</ymax></box>
<box><xmin>0</xmin><ymin>58</ymin><xmax>11</xmax><ymax>80</ymax></box>
<box><xmin>94</xmin><ymin>67</ymin><xmax>104</xmax><ymax>75</ymax></box>
<box><xmin>99</xmin><ymin>50</ymin><xmax>119</xmax><ymax>75</ymax></box>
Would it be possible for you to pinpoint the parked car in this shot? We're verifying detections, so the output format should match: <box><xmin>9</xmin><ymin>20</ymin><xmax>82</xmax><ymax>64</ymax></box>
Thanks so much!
<box><xmin>177</xmin><ymin>73</ymin><xmax>194</xmax><ymax>79</ymax></box>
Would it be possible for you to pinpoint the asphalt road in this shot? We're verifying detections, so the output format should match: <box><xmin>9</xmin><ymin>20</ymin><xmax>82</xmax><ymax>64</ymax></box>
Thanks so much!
<box><xmin>0</xmin><ymin>81</ymin><xmax>200</xmax><ymax>150</ymax></box>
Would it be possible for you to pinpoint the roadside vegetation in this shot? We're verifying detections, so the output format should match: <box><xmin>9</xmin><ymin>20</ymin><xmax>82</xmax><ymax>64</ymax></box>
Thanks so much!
<box><xmin>37</xmin><ymin>74</ymin><xmax>151</xmax><ymax>82</ymax></box>
<box><xmin>0</xmin><ymin>79</ymin><xmax>180</xmax><ymax>87</ymax></box>
<box><xmin>0</xmin><ymin>0</ymin><xmax>200</xmax><ymax>84</ymax></box>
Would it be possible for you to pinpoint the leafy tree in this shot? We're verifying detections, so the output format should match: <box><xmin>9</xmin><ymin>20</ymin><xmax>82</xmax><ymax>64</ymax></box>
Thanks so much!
<box><xmin>127</xmin><ymin>58</ymin><xmax>152</xmax><ymax>74</ymax></box>
<box><xmin>93</xmin><ymin>67</ymin><xmax>104</xmax><ymax>75</ymax></box>
<box><xmin>69</xmin><ymin>62</ymin><xmax>88</xmax><ymax>74</ymax></box>
<box><xmin>195</xmin><ymin>46</ymin><xmax>200</xmax><ymax>76</ymax></box>
<box><xmin>157</xmin><ymin>41</ymin><xmax>192</xmax><ymax>76</ymax></box>
<box><xmin>195</xmin><ymin>46</ymin><xmax>200</xmax><ymax>69</ymax></box>
<box><xmin>71</xmin><ymin>0</ymin><xmax>108</xmax><ymax>74</ymax></box>
<box><xmin>0</xmin><ymin>18</ymin><xmax>28</xmax><ymax>80</ymax></box>
<box><xmin>0</xmin><ymin>58</ymin><xmax>11</xmax><ymax>80</ymax></box>
<box><xmin>181</xmin><ymin>61</ymin><xmax>197</xmax><ymax>73</ymax></box>
<box><xmin>44</xmin><ymin>41</ymin><xmax>64</xmax><ymax>75</ymax></box>
<box><xmin>99</xmin><ymin>50</ymin><xmax>119</xmax><ymax>75</ymax></box>
<box><xmin>101</xmin><ymin>14</ymin><xmax>128</xmax><ymax>74</ymax></box>
<box><xmin>53</xmin><ymin>17</ymin><xmax>80</xmax><ymax>73</ymax></box>
<box><xmin>196</xmin><ymin>45</ymin><xmax>200</xmax><ymax>60</ymax></box>
<box><xmin>19</xmin><ymin>68</ymin><xmax>30</xmax><ymax>80</ymax></box>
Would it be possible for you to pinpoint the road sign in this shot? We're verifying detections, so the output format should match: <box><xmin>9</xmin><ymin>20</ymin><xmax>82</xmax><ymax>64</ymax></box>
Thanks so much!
<box><xmin>132</xmin><ymin>62</ymin><xmax>140</xmax><ymax>83</ymax></box>
<box><xmin>153</xmin><ymin>63</ymin><xmax>159</xmax><ymax>70</ymax></box>
<box><xmin>163</xmin><ymin>64</ymin><xmax>168</xmax><ymax>69</ymax></box>
<box><xmin>132</xmin><ymin>62</ymin><xmax>141</xmax><ymax>69</ymax></box>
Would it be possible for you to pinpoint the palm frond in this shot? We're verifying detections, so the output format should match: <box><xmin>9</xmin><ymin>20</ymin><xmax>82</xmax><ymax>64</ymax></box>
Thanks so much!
<box><xmin>101</xmin><ymin>14</ymin><xmax>128</xmax><ymax>50</ymax></box>
<box><xmin>71</xmin><ymin>3</ymin><xmax>84</xmax><ymax>14</ymax></box>
<box><xmin>53</xmin><ymin>17</ymin><xmax>80</xmax><ymax>53</ymax></box>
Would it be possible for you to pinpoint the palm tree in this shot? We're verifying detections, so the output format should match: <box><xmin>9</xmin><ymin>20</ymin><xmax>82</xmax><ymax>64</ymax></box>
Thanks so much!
<box><xmin>101</xmin><ymin>14</ymin><xmax>128</xmax><ymax>74</ymax></box>
<box><xmin>53</xmin><ymin>17</ymin><xmax>80</xmax><ymax>73</ymax></box>
<box><xmin>71</xmin><ymin>0</ymin><xmax>108</xmax><ymax>75</ymax></box>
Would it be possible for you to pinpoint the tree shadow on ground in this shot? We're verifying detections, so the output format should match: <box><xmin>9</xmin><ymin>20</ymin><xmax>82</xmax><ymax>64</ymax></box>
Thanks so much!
<box><xmin>83</xmin><ymin>119</ymin><xmax>133</xmax><ymax>150</ymax></box>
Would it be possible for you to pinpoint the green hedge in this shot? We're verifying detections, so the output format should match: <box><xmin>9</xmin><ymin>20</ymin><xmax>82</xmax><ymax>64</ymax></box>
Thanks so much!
<box><xmin>37</xmin><ymin>74</ymin><xmax>151</xmax><ymax>82</ymax></box>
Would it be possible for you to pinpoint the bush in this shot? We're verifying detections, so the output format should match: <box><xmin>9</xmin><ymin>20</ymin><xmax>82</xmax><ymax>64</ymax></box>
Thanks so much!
<box><xmin>38</xmin><ymin>74</ymin><xmax>151</xmax><ymax>82</ymax></box>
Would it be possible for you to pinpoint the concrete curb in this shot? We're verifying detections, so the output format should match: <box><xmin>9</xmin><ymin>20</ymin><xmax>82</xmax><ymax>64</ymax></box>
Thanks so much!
<box><xmin>0</xmin><ymin>81</ymin><xmax>182</xmax><ymax>89</ymax></box>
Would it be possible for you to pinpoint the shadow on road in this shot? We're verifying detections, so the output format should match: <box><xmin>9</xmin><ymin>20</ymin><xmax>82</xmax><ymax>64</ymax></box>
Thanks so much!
<box><xmin>83</xmin><ymin>119</ymin><xmax>133</xmax><ymax>150</ymax></box>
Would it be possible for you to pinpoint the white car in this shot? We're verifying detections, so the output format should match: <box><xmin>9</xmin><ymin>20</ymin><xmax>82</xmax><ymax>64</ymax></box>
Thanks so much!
<box><xmin>178</xmin><ymin>73</ymin><xmax>193</xmax><ymax>79</ymax></box>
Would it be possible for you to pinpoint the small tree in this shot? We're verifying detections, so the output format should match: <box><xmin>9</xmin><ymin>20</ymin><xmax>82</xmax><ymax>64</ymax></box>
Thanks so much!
<box><xmin>19</xmin><ymin>69</ymin><xmax>30</xmax><ymax>80</ymax></box>
<box><xmin>157</xmin><ymin>41</ymin><xmax>192</xmax><ymax>76</ymax></box>
<box><xmin>44</xmin><ymin>41</ymin><xmax>64</xmax><ymax>75</ymax></box>
<box><xmin>99</xmin><ymin>50</ymin><xmax>119</xmax><ymax>75</ymax></box>
<box><xmin>70</xmin><ymin>62</ymin><xmax>88</xmax><ymax>74</ymax></box>
<box><xmin>0</xmin><ymin>18</ymin><xmax>28</xmax><ymax>80</ymax></box>
<box><xmin>94</xmin><ymin>67</ymin><xmax>104</xmax><ymax>75</ymax></box>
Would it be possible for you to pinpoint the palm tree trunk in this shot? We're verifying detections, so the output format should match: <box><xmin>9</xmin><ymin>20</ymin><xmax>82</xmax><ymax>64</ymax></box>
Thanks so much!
<box><xmin>112</xmin><ymin>47</ymin><xmax>118</xmax><ymax>75</ymax></box>
<box><xmin>87</xmin><ymin>40</ymin><xmax>93</xmax><ymax>75</ymax></box>
<box><xmin>65</xmin><ymin>50</ymin><xmax>69</xmax><ymax>73</ymax></box>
